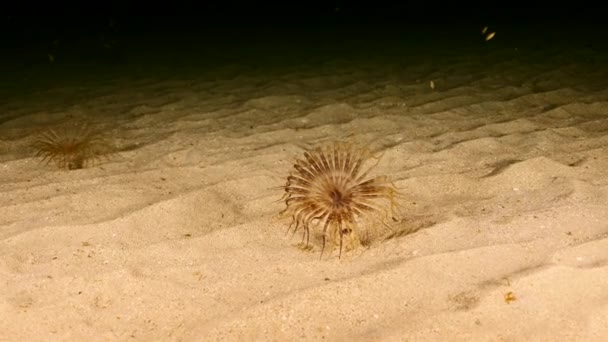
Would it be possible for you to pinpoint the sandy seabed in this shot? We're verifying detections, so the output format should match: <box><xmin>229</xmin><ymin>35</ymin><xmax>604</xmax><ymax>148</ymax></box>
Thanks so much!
<box><xmin>1</xmin><ymin>40</ymin><xmax>608</xmax><ymax>341</ymax></box>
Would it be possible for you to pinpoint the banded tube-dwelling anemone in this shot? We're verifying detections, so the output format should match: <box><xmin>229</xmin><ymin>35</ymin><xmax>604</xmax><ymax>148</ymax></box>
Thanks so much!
<box><xmin>280</xmin><ymin>141</ymin><xmax>400</xmax><ymax>258</ymax></box>
<box><xmin>32</xmin><ymin>121</ymin><xmax>111</xmax><ymax>170</ymax></box>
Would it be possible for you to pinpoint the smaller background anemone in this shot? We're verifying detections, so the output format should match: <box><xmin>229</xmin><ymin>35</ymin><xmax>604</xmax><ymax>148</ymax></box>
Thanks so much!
<box><xmin>31</xmin><ymin>121</ymin><xmax>113</xmax><ymax>170</ymax></box>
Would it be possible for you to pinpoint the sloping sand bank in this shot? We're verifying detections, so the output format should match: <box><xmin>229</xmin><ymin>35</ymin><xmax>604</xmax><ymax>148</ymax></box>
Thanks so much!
<box><xmin>1</xmin><ymin>38</ymin><xmax>608</xmax><ymax>341</ymax></box>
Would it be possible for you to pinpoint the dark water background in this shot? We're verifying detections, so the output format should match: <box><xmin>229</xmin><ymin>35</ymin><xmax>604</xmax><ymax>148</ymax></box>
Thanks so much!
<box><xmin>1</xmin><ymin>2</ymin><xmax>607</xmax><ymax>120</ymax></box>
<box><xmin>2</xmin><ymin>4</ymin><xmax>606</xmax><ymax>72</ymax></box>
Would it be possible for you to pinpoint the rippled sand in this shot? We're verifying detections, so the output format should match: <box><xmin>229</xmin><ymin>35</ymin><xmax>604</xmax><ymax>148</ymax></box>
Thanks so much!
<box><xmin>1</xmin><ymin>37</ymin><xmax>608</xmax><ymax>341</ymax></box>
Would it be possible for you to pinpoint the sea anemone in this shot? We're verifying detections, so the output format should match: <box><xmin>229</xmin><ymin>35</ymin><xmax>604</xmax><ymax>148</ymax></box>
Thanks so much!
<box><xmin>32</xmin><ymin>121</ymin><xmax>111</xmax><ymax>170</ymax></box>
<box><xmin>279</xmin><ymin>141</ymin><xmax>400</xmax><ymax>258</ymax></box>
